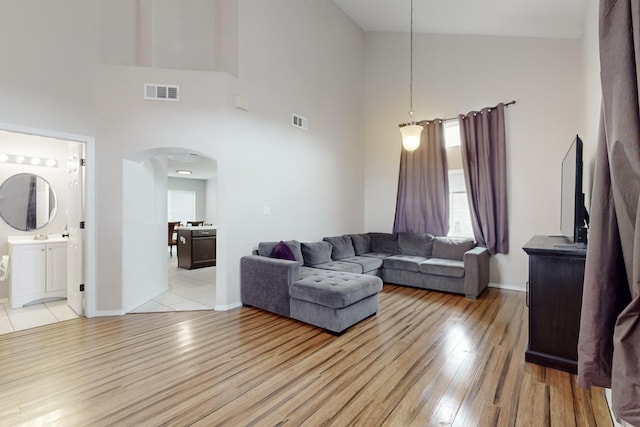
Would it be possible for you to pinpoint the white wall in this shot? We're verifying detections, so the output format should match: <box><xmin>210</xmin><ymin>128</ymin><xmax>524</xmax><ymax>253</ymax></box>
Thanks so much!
<box><xmin>579</xmin><ymin>0</ymin><xmax>601</xmax><ymax>208</ymax></box>
<box><xmin>0</xmin><ymin>0</ymin><xmax>365</xmax><ymax>315</ymax></box>
<box><xmin>122</xmin><ymin>156</ymin><xmax>168</xmax><ymax>312</ymax></box>
<box><xmin>98</xmin><ymin>0</ymin><xmax>237</xmax><ymax>74</ymax></box>
<box><xmin>91</xmin><ymin>0</ymin><xmax>364</xmax><ymax>313</ymax></box>
<box><xmin>363</xmin><ymin>33</ymin><xmax>582</xmax><ymax>289</ymax></box>
<box><xmin>235</xmin><ymin>0</ymin><xmax>366</xmax><ymax>242</ymax></box>
<box><xmin>168</xmin><ymin>177</ymin><xmax>207</xmax><ymax>222</ymax></box>
<box><xmin>0</xmin><ymin>0</ymin><xmax>95</xmax><ymax>136</ymax></box>
<box><xmin>94</xmin><ymin>65</ymin><xmax>231</xmax><ymax>313</ymax></box>
<box><xmin>205</xmin><ymin>176</ymin><xmax>218</xmax><ymax>226</ymax></box>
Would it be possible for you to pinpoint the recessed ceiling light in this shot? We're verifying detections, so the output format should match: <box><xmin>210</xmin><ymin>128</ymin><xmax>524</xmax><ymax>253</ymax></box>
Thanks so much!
<box><xmin>46</xmin><ymin>159</ymin><xmax>57</xmax><ymax>167</ymax></box>
<box><xmin>0</xmin><ymin>154</ymin><xmax>7</xmax><ymax>162</ymax></box>
<box><xmin>15</xmin><ymin>156</ymin><xmax>25</xmax><ymax>164</ymax></box>
<box><xmin>176</xmin><ymin>170</ymin><xmax>192</xmax><ymax>175</ymax></box>
<box><xmin>31</xmin><ymin>157</ymin><xmax>42</xmax><ymax>165</ymax></box>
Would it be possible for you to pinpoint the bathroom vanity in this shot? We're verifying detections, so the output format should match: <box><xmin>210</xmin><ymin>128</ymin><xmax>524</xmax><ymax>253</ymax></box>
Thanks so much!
<box><xmin>7</xmin><ymin>236</ymin><xmax>67</xmax><ymax>309</ymax></box>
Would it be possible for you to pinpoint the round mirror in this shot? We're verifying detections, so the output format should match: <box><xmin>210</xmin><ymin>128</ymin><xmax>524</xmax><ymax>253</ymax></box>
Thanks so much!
<box><xmin>0</xmin><ymin>173</ymin><xmax>57</xmax><ymax>231</ymax></box>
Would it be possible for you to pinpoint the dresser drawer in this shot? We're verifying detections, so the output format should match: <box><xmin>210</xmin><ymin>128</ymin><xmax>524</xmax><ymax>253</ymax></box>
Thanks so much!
<box><xmin>192</xmin><ymin>229</ymin><xmax>216</xmax><ymax>238</ymax></box>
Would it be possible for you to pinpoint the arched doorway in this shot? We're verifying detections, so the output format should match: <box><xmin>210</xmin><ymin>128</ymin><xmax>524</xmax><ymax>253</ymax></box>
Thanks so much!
<box><xmin>121</xmin><ymin>147</ymin><xmax>217</xmax><ymax>313</ymax></box>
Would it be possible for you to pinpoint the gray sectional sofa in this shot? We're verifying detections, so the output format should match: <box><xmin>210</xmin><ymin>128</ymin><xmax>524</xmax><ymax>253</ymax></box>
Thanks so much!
<box><xmin>240</xmin><ymin>232</ymin><xmax>489</xmax><ymax>335</ymax></box>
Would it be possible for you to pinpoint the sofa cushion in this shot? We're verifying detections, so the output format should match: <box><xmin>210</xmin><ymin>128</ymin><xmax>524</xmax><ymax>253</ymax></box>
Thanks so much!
<box><xmin>398</xmin><ymin>232</ymin><xmax>435</xmax><ymax>257</ymax></box>
<box><xmin>271</xmin><ymin>240</ymin><xmax>296</xmax><ymax>261</ymax></box>
<box><xmin>361</xmin><ymin>252</ymin><xmax>394</xmax><ymax>260</ymax></box>
<box><xmin>323</xmin><ymin>235</ymin><xmax>356</xmax><ymax>260</ymax></box>
<box><xmin>258</xmin><ymin>240</ymin><xmax>304</xmax><ymax>265</ymax></box>
<box><xmin>290</xmin><ymin>271</ymin><xmax>383</xmax><ymax>309</ymax></box>
<box><xmin>432</xmin><ymin>237</ymin><xmax>476</xmax><ymax>261</ymax></box>
<box><xmin>339</xmin><ymin>256</ymin><xmax>383</xmax><ymax>273</ymax></box>
<box><xmin>419</xmin><ymin>258</ymin><xmax>465</xmax><ymax>278</ymax></box>
<box><xmin>383</xmin><ymin>254</ymin><xmax>428</xmax><ymax>272</ymax></box>
<box><xmin>369</xmin><ymin>232</ymin><xmax>399</xmax><ymax>254</ymax></box>
<box><xmin>349</xmin><ymin>233</ymin><xmax>371</xmax><ymax>255</ymax></box>
<box><xmin>301</xmin><ymin>241</ymin><xmax>333</xmax><ymax>266</ymax></box>
<box><xmin>312</xmin><ymin>261</ymin><xmax>362</xmax><ymax>274</ymax></box>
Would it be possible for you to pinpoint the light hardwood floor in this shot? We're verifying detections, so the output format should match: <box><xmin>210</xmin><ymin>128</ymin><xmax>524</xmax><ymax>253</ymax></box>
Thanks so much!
<box><xmin>0</xmin><ymin>286</ymin><xmax>612</xmax><ymax>426</ymax></box>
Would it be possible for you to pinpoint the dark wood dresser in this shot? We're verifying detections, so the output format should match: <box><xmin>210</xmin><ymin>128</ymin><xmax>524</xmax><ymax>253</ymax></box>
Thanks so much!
<box><xmin>523</xmin><ymin>235</ymin><xmax>586</xmax><ymax>374</ymax></box>
<box><xmin>177</xmin><ymin>227</ymin><xmax>216</xmax><ymax>269</ymax></box>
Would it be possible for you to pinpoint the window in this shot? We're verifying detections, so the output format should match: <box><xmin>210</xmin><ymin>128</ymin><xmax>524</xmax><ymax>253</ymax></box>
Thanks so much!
<box><xmin>448</xmin><ymin>169</ymin><xmax>473</xmax><ymax>238</ymax></box>
<box><xmin>168</xmin><ymin>190</ymin><xmax>196</xmax><ymax>223</ymax></box>
<box><xmin>444</xmin><ymin>120</ymin><xmax>473</xmax><ymax>238</ymax></box>
<box><xmin>444</xmin><ymin>119</ymin><xmax>461</xmax><ymax>148</ymax></box>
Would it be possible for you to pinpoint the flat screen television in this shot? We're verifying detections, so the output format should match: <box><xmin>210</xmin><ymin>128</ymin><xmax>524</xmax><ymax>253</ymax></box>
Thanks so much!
<box><xmin>560</xmin><ymin>135</ymin><xmax>589</xmax><ymax>244</ymax></box>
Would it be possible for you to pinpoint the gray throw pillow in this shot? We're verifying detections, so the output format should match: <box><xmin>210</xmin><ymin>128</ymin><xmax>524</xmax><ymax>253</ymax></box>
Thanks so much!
<box><xmin>349</xmin><ymin>234</ymin><xmax>371</xmax><ymax>255</ymax></box>
<box><xmin>301</xmin><ymin>241</ymin><xmax>333</xmax><ymax>266</ymax></box>
<box><xmin>323</xmin><ymin>235</ymin><xmax>355</xmax><ymax>260</ymax></box>
<box><xmin>369</xmin><ymin>232</ymin><xmax>399</xmax><ymax>254</ymax></box>
<box><xmin>431</xmin><ymin>237</ymin><xmax>476</xmax><ymax>261</ymax></box>
<box><xmin>258</xmin><ymin>240</ymin><xmax>304</xmax><ymax>265</ymax></box>
<box><xmin>398</xmin><ymin>232</ymin><xmax>435</xmax><ymax>257</ymax></box>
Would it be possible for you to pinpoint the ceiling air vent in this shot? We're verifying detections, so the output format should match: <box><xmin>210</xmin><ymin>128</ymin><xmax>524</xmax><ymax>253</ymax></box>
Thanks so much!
<box><xmin>144</xmin><ymin>83</ymin><xmax>180</xmax><ymax>101</ymax></box>
<box><xmin>292</xmin><ymin>113</ymin><xmax>308</xmax><ymax>130</ymax></box>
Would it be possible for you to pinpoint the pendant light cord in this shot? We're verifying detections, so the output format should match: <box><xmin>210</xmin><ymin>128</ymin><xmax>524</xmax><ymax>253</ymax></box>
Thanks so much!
<box><xmin>409</xmin><ymin>0</ymin><xmax>415</xmax><ymax>121</ymax></box>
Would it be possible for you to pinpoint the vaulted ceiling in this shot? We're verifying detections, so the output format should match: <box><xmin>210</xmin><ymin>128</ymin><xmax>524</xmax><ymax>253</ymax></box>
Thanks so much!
<box><xmin>333</xmin><ymin>0</ymin><xmax>588</xmax><ymax>39</ymax></box>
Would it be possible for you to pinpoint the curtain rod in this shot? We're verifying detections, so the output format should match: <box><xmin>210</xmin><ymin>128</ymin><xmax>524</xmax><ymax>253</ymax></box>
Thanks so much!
<box><xmin>398</xmin><ymin>100</ymin><xmax>516</xmax><ymax>127</ymax></box>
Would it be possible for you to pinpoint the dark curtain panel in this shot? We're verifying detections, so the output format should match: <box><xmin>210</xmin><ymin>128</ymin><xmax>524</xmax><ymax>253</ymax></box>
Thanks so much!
<box><xmin>577</xmin><ymin>0</ymin><xmax>640</xmax><ymax>424</ymax></box>
<box><xmin>458</xmin><ymin>104</ymin><xmax>508</xmax><ymax>254</ymax></box>
<box><xmin>26</xmin><ymin>175</ymin><xmax>37</xmax><ymax>230</ymax></box>
<box><xmin>393</xmin><ymin>120</ymin><xmax>449</xmax><ymax>235</ymax></box>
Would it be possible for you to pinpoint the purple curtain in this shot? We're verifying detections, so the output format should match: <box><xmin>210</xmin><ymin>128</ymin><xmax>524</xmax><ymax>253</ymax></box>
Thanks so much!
<box><xmin>577</xmin><ymin>0</ymin><xmax>640</xmax><ymax>424</ymax></box>
<box><xmin>393</xmin><ymin>120</ymin><xmax>449</xmax><ymax>235</ymax></box>
<box><xmin>458</xmin><ymin>104</ymin><xmax>508</xmax><ymax>254</ymax></box>
<box><xmin>26</xmin><ymin>175</ymin><xmax>37</xmax><ymax>230</ymax></box>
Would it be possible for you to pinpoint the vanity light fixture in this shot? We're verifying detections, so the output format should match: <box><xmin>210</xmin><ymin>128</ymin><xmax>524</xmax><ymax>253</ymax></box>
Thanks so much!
<box><xmin>0</xmin><ymin>153</ymin><xmax>58</xmax><ymax>168</ymax></box>
<box><xmin>176</xmin><ymin>170</ymin><xmax>192</xmax><ymax>175</ymax></box>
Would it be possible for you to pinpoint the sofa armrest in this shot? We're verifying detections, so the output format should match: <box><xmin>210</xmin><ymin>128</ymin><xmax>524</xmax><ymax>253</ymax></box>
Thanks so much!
<box><xmin>463</xmin><ymin>246</ymin><xmax>490</xmax><ymax>298</ymax></box>
<box><xmin>240</xmin><ymin>255</ymin><xmax>300</xmax><ymax>317</ymax></box>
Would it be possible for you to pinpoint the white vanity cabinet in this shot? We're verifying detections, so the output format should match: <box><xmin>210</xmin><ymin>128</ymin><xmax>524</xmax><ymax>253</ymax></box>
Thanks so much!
<box><xmin>8</xmin><ymin>238</ymin><xmax>68</xmax><ymax>309</ymax></box>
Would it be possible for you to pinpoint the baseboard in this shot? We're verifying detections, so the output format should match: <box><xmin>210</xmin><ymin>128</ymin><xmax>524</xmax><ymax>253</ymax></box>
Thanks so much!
<box><xmin>92</xmin><ymin>309</ymin><xmax>125</xmax><ymax>317</ymax></box>
<box><xmin>214</xmin><ymin>301</ymin><xmax>243</xmax><ymax>311</ymax></box>
<box><xmin>489</xmin><ymin>282</ymin><xmax>525</xmax><ymax>292</ymax></box>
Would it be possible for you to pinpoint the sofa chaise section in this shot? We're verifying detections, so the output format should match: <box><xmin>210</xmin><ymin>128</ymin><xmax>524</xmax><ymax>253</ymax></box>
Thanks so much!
<box><xmin>240</xmin><ymin>240</ymin><xmax>383</xmax><ymax>334</ymax></box>
<box><xmin>290</xmin><ymin>268</ymin><xmax>382</xmax><ymax>335</ymax></box>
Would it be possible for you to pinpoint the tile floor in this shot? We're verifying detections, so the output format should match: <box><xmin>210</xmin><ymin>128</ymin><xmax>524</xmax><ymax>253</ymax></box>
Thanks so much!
<box><xmin>0</xmin><ymin>255</ymin><xmax>216</xmax><ymax>334</ymax></box>
<box><xmin>131</xmin><ymin>256</ymin><xmax>215</xmax><ymax>313</ymax></box>
<box><xmin>0</xmin><ymin>298</ymin><xmax>79</xmax><ymax>334</ymax></box>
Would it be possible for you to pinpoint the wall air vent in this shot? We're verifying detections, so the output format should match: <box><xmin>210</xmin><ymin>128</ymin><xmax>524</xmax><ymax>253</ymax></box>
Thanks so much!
<box><xmin>144</xmin><ymin>84</ymin><xmax>180</xmax><ymax>101</ymax></box>
<box><xmin>292</xmin><ymin>113</ymin><xmax>308</xmax><ymax>130</ymax></box>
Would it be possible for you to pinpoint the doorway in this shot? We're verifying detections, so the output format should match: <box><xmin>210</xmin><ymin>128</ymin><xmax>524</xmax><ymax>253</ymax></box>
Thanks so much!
<box><xmin>0</xmin><ymin>124</ymin><xmax>93</xmax><ymax>334</ymax></box>
<box><xmin>122</xmin><ymin>148</ymin><xmax>217</xmax><ymax>313</ymax></box>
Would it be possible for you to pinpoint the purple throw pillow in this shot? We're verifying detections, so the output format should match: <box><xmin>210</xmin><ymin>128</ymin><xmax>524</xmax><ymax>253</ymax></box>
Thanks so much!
<box><xmin>271</xmin><ymin>241</ymin><xmax>296</xmax><ymax>261</ymax></box>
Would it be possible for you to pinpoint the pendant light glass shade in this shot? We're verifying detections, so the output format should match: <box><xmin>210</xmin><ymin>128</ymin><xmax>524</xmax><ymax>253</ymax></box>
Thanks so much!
<box><xmin>400</xmin><ymin>124</ymin><xmax>423</xmax><ymax>152</ymax></box>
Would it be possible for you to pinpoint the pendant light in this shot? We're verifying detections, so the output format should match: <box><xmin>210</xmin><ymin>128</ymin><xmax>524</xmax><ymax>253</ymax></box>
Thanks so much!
<box><xmin>399</xmin><ymin>0</ymin><xmax>423</xmax><ymax>152</ymax></box>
